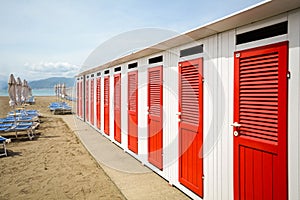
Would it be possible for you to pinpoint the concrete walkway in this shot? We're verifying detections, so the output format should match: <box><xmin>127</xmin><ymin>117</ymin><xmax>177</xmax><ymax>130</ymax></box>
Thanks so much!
<box><xmin>61</xmin><ymin>115</ymin><xmax>190</xmax><ymax>200</ymax></box>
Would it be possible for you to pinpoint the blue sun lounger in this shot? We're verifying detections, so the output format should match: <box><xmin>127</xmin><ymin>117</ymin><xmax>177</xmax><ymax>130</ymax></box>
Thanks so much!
<box><xmin>49</xmin><ymin>102</ymin><xmax>72</xmax><ymax>114</ymax></box>
<box><xmin>25</xmin><ymin>96</ymin><xmax>35</xmax><ymax>105</ymax></box>
<box><xmin>8</xmin><ymin>109</ymin><xmax>41</xmax><ymax>118</ymax></box>
<box><xmin>0</xmin><ymin>136</ymin><xmax>9</xmax><ymax>156</ymax></box>
<box><xmin>0</xmin><ymin>122</ymin><xmax>39</xmax><ymax>140</ymax></box>
<box><xmin>0</xmin><ymin>115</ymin><xmax>39</xmax><ymax>123</ymax></box>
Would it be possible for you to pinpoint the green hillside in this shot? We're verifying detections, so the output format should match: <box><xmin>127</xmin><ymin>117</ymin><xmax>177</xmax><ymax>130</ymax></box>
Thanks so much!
<box><xmin>29</xmin><ymin>77</ymin><xmax>75</xmax><ymax>89</ymax></box>
<box><xmin>0</xmin><ymin>77</ymin><xmax>76</xmax><ymax>90</ymax></box>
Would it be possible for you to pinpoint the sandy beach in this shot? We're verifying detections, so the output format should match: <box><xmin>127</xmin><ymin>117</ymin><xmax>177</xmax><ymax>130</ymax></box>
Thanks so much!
<box><xmin>0</xmin><ymin>96</ymin><xmax>125</xmax><ymax>200</ymax></box>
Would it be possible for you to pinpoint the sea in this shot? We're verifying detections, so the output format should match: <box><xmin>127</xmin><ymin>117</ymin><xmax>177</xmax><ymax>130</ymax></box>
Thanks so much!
<box><xmin>0</xmin><ymin>88</ymin><xmax>55</xmax><ymax>96</ymax></box>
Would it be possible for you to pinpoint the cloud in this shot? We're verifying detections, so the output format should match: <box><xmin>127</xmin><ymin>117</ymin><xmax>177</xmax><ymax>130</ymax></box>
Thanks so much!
<box><xmin>26</xmin><ymin>62</ymin><xmax>80</xmax><ymax>77</ymax></box>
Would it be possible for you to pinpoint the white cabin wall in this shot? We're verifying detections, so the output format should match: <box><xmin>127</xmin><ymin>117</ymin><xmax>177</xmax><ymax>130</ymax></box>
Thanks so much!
<box><xmin>76</xmin><ymin>8</ymin><xmax>300</xmax><ymax>200</ymax></box>
<box><xmin>121</xmin><ymin>65</ymin><xmax>128</xmax><ymax>150</ymax></box>
<box><xmin>92</xmin><ymin>73</ymin><xmax>97</xmax><ymax>128</ymax></box>
<box><xmin>87</xmin><ymin>75</ymin><xmax>91</xmax><ymax>125</ymax></box>
<box><xmin>201</xmin><ymin>30</ymin><xmax>235</xmax><ymax>200</ymax></box>
<box><xmin>203</xmin><ymin>34</ymin><xmax>219</xmax><ymax>200</ymax></box>
<box><xmin>137</xmin><ymin>57</ymin><xmax>148</xmax><ymax>162</ymax></box>
<box><xmin>217</xmin><ymin>30</ymin><xmax>235</xmax><ymax>200</ymax></box>
<box><xmin>100</xmin><ymin>72</ymin><xmax>104</xmax><ymax>132</ymax></box>
<box><xmin>163</xmin><ymin>48</ymin><xmax>180</xmax><ymax>185</ymax></box>
<box><xmin>288</xmin><ymin>8</ymin><xmax>300</xmax><ymax>200</ymax></box>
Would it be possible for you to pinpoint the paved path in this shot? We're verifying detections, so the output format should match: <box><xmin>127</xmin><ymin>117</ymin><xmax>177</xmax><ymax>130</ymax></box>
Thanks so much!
<box><xmin>61</xmin><ymin>115</ymin><xmax>190</xmax><ymax>200</ymax></box>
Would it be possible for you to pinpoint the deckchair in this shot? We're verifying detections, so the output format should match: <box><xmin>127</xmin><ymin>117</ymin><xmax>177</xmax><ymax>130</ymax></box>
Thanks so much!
<box><xmin>48</xmin><ymin>102</ymin><xmax>69</xmax><ymax>111</ymax></box>
<box><xmin>49</xmin><ymin>102</ymin><xmax>72</xmax><ymax>114</ymax></box>
<box><xmin>8</xmin><ymin>109</ymin><xmax>41</xmax><ymax>118</ymax></box>
<box><xmin>0</xmin><ymin>122</ymin><xmax>38</xmax><ymax>140</ymax></box>
<box><xmin>0</xmin><ymin>117</ymin><xmax>16</xmax><ymax>123</ymax></box>
<box><xmin>26</xmin><ymin>96</ymin><xmax>35</xmax><ymax>105</ymax></box>
<box><xmin>9</xmin><ymin>125</ymin><xmax>35</xmax><ymax>140</ymax></box>
<box><xmin>0</xmin><ymin>136</ymin><xmax>9</xmax><ymax>157</ymax></box>
<box><xmin>0</xmin><ymin>115</ymin><xmax>39</xmax><ymax>123</ymax></box>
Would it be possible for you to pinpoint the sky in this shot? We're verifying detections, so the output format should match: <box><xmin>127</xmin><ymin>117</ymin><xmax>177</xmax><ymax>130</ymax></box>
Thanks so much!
<box><xmin>0</xmin><ymin>0</ymin><xmax>264</xmax><ymax>81</ymax></box>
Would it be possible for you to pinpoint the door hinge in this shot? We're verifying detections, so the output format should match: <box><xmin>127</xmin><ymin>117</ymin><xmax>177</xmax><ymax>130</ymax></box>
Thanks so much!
<box><xmin>202</xmin><ymin>175</ymin><xmax>205</xmax><ymax>180</ymax></box>
<box><xmin>202</xmin><ymin>78</ymin><xmax>205</xmax><ymax>82</ymax></box>
<box><xmin>287</xmin><ymin>71</ymin><xmax>291</xmax><ymax>79</ymax></box>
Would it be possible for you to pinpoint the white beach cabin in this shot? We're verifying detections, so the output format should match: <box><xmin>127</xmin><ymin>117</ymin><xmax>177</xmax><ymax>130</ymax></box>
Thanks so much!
<box><xmin>76</xmin><ymin>0</ymin><xmax>300</xmax><ymax>199</ymax></box>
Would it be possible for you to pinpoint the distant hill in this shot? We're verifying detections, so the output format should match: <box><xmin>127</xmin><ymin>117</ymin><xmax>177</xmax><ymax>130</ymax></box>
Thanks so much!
<box><xmin>29</xmin><ymin>77</ymin><xmax>75</xmax><ymax>89</ymax></box>
<box><xmin>0</xmin><ymin>76</ymin><xmax>75</xmax><ymax>90</ymax></box>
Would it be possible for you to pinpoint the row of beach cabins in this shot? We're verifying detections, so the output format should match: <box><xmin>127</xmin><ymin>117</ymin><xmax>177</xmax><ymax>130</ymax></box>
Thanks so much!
<box><xmin>75</xmin><ymin>1</ymin><xmax>300</xmax><ymax>200</ymax></box>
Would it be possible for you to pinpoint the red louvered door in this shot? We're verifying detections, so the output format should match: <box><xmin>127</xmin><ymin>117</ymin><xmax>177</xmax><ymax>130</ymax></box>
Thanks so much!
<box><xmin>178</xmin><ymin>58</ymin><xmax>203</xmax><ymax>197</ymax></box>
<box><xmin>76</xmin><ymin>81</ymin><xmax>79</xmax><ymax>115</ymax></box>
<box><xmin>104</xmin><ymin>76</ymin><xmax>110</xmax><ymax>135</ymax></box>
<box><xmin>96</xmin><ymin>78</ymin><xmax>101</xmax><ymax>129</ymax></box>
<box><xmin>80</xmin><ymin>81</ymin><xmax>83</xmax><ymax>118</ymax></box>
<box><xmin>85</xmin><ymin>79</ymin><xmax>89</xmax><ymax>122</ymax></box>
<box><xmin>128</xmin><ymin>71</ymin><xmax>138</xmax><ymax>154</ymax></box>
<box><xmin>79</xmin><ymin>80</ymin><xmax>82</xmax><ymax>118</ymax></box>
<box><xmin>114</xmin><ymin>74</ymin><xmax>121</xmax><ymax>143</ymax></box>
<box><xmin>234</xmin><ymin>42</ymin><xmax>288</xmax><ymax>200</ymax></box>
<box><xmin>148</xmin><ymin>66</ymin><xmax>163</xmax><ymax>170</ymax></box>
<box><xmin>90</xmin><ymin>79</ymin><xmax>94</xmax><ymax>125</ymax></box>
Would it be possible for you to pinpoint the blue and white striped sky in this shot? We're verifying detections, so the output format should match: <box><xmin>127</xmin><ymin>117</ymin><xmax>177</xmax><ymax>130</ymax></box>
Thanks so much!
<box><xmin>0</xmin><ymin>0</ymin><xmax>263</xmax><ymax>80</ymax></box>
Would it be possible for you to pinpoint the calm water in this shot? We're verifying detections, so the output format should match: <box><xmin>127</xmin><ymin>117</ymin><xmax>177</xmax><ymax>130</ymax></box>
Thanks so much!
<box><xmin>0</xmin><ymin>88</ymin><xmax>55</xmax><ymax>96</ymax></box>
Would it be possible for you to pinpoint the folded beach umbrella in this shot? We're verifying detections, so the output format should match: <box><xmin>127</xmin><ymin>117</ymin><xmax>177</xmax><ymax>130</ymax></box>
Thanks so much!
<box><xmin>21</xmin><ymin>79</ymin><xmax>28</xmax><ymax>103</ymax></box>
<box><xmin>8</xmin><ymin>74</ymin><xmax>17</xmax><ymax>107</ymax></box>
<box><xmin>54</xmin><ymin>84</ymin><xmax>58</xmax><ymax>96</ymax></box>
<box><xmin>57</xmin><ymin>83</ymin><xmax>61</xmax><ymax>97</ymax></box>
<box><xmin>28</xmin><ymin>86</ymin><xmax>32</xmax><ymax>97</ymax></box>
<box><xmin>61</xmin><ymin>83</ymin><xmax>66</xmax><ymax>98</ymax></box>
<box><xmin>16</xmin><ymin>77</ymin><xmax>22</xmax><ymax>105</ymax></box>
<box><xmin>25</xmin><ymin>81</ymin><xmax>30</xmax><ymax>99</ymax></box>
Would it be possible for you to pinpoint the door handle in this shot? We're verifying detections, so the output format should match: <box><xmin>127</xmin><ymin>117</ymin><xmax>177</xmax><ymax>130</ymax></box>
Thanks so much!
<box><xmin>233</xmin><ymin>131</ymin><xmax>239</xmax><ymax>137</ymax></box>
<box><xmin>231</xmin><ymin>122</ymin><xmax>241</xmax><ymax>127</ymax></box>
<box><xmin>231</xmin><ymin>122</ymin><xmax>241</xmax><ymax>137</ymax></box>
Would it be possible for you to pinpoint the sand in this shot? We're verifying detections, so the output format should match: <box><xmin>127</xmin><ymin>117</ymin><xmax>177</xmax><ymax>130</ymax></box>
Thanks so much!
<box><xmin>0</xmin><ymin>96</ymin><xmax>125</xmax><ymax>200</ymax></box>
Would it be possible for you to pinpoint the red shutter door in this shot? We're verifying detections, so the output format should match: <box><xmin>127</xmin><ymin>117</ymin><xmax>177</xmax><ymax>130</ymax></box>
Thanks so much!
<box><xmin>104</xmin><ymin>76</ymin><xmax>110</xmax><ymax>135</ymax></box>
<box><xmin>85</xmin><ymin>79</ymin><xmax>89</xmax><ymax>122</ymax></box>
<box><xmin>80</xmin><ymin>81</ymin><xmax>83</xmax><ymax>118</ymax></box>
<box><xmin>128</xmin><ymin>71</ymin><xmax>138</xmax><ymax>154</ymax></box>
<box><xmin>96</xmin><ymin>78</ymin><xmax>101</xmax><ymax>129</ymax></box>
<box><xmin>148</xmin><ymin>66</ymin><xmax>163</xmax><ymax>170</ymax></box>
<box><xmin>178</xmin><ymin>58</ymin><xmax>203</xmax><ymax>197</ymax></box>
<box><xmin>90</xmin><ymin>79</ymin><xmax>94</xmax><ymax>125</ymax></box>
<box><xmin>76</xmin><ymin>81</ymin><xmax>79</xmax><ymax>115</ymax></box>
<box><xmin>78</xmin><ymin>81</ymin><xmax>81</xmax><ymax>117</ymax></box>
<box><xmin>114</xmin><ymin>74</ymin><xmax>121</xmax><ymax>143</ymax></box>
<box><xmin>234</xmin><ymin>42</ymin><xmax>288</xmax><ymax>200</ymax></box>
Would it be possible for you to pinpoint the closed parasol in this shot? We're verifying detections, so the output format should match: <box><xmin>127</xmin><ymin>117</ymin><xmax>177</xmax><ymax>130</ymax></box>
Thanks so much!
<box><xmin>21</xmin><ymin>79</ymin><xmax>29</xmax><ymax>103</ymax></box>
<box><xmin>8</xmin><ymin>74</ymin><xmax>16</xmax><ymax>107</ymax></box>
<box><xmin>16</xmin><ymin>77</ymin><xmax>22</xmax><ymax>105</ymax></box>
